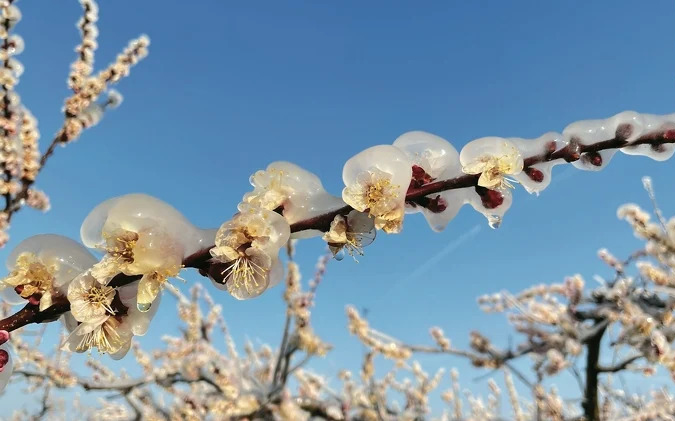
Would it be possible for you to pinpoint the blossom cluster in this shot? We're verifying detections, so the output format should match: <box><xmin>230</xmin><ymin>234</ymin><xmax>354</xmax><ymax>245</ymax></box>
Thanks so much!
<box><xmin>207</xmin><ymin>110</ymin><xmax>675</xmax><ymax>299</ymax></box>
<box><xmin>7</xmin><ymin>195</ymin><xmax>675</xmax><ymax>421</ymax></box>
<box><xmin>0</xmin><ymin>0</ymin><xmax>149</xmax><ymax>250</ymax></box>
<box><xmin>0</xmin><ymin>0</ymin><xmax>673</xmax><ymax>411</ymax></box>
<box><xmin>0</xmin><ymin>108</ymin><xmax>671</xmax><ymax>370</ymax></box>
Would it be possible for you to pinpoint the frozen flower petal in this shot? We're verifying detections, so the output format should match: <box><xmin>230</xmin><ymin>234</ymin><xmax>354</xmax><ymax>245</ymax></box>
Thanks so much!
<box><xmin>460</xmin><ymin>137</ymin><xmax>523</xmax><ymax>189</ymax></box>
<box><xmin>67</xmin><ymin>273</ymin><xmax>114</xmax><ymax>324</ymax></box>
<box><xmin>6</xmin><ymin>234</ymin><xmax>97</xmax><ymax>292</ymax></box>
<box><xmin>342</xmin><ymin>145</ymin><xmax>411</xmax><ymax>233</ymax></box>
<box><xmin>62</xmin><ymin>316</ymin><xmax>132</xmax><ymax>356</ymax></box>
<box><xmin>323</xmin><ymin>210</ymin><xmax>375</xmax><ymax>259</ymax></box>
<box><xmin>81</xmin><ymin>193</ymin><xmax>206</xmax><ymax>257</ymax></box>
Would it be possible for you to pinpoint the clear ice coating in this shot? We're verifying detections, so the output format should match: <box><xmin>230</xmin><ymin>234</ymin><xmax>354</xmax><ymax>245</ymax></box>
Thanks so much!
<box><xmin>393</xmin><ymin>131</ymin><xmax>460</xmax><ymax>179</ymax></box>
<box><xmin>342</xmin><ymin>144</ymin><xmax>412</xmax><ymax>208</ymax></box>
<box><xmin>510</xmin><ymin>132</ymin><xmax>567</xmax><ymax>194</ymax></box>
<box><xmin>563</xmin><ymin>111</ymin><xmax>643</xmax><ymax>172</ymax></box>
<box><xmin>0</xmin><ymin>343</ymin><xmax>13</xmax><ymax>392</ymax></box>
<box><xmin>118</xmin><ymin>281</ymin><xmax>161</xmax><ymax>336</ymax></box>
<box><xmin>5</xmin><ymin>234</ymin><xmax>98</xmax><ymax>294</ymax></box>
<box><xmin>620</xmin><ymin>113</ymin><xmax>675</xmax><ymax>161</ymax></box>
<box><xmin>393</xmin><ymin>131</ymin><xmax>466</xmax><ymax>232</ymax></box>
<box><xmin>240</xmin><ymin>161</ymin><xmax>345</xmax><ymax>239</ymax></box>
<box><xmin>80</xmin><ymin>193</ymin><xmax>210</xmax><ymax>258</ymax></box>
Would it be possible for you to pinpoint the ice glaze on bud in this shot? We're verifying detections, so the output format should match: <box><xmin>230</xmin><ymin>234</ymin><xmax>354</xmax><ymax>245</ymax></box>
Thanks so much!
<box><xmin>0</xmin><ymin>343</ymin><xmax>13</xmax><ymax>392</ymax></box>
<box><xmin>564</xmin><ymin>111</ymin><xmax>643</xmax><ymax>171</ymax></box>
<box><xmin>620</xmin><ymin>113</ymin><xmax>675</xmax><ymax>161</ymax></box>
<box><xmin>393</xmin><ymin>131</ymin><xmax>465</xmax><ymax>232</ymax></box>
<box><xmin>511</xmin><ymin>132</ymin><xmax>567</xmax><ymax>194</ymax></box>
<box><xmin>475</xmin><ymin>187</ymin><xmax>504</xmax><ymax>210</ymax></box>
<box><xmin>525</xmin><ymin>167</ymin><xmax>544</xmax><ymax>183</ymax></box>
<box><xmin>581</xmin><ymin>152</ymin><xmax>603</xmax><ymax>167</ymax></box>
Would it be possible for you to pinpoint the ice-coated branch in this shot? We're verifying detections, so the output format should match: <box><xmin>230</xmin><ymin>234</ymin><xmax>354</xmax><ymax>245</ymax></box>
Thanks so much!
<box><xmin>0</xmin><ymin>2</ymin><xmax>672</xmax><ymax>409</ymax></box>
<box><xmin>0</xmin><ymin>111</ymin><xmax>672</xmax><ymax>343</ymax></box>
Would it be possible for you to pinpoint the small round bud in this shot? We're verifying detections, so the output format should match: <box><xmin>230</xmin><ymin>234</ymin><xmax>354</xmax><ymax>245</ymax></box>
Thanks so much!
<box><xmin>525</xmin><ymin>167</ymin><xmax>544</xmax><ymax>183</ymax></box>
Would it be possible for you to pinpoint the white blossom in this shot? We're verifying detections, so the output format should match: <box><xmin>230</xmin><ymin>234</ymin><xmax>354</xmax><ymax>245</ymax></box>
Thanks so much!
<box><xmin>210</xmin><ymin>206</ymin><xmax>290</xmax><ymax>299</ymax></box>
<box><xmin>342</xmin><ymin>145</ymin><xmax>412</xmax><ymax>234</ymax></box>
<box><xmin>240</xmin><ymin>161</ymin><xmax>344</xmax><ymax>238</ymax></box>
<box><xmin>323</xmin><ymin>210</ymin><xmax>375</xmax><ymax>260</ymax></box>
<box><xmin>0</xmin><ymin>234</ymin><xmax>97</xmax><ymax>310</ymax></box>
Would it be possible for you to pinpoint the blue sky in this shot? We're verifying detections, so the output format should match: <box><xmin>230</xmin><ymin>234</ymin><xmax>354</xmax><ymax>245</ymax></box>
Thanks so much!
<box><xmin>2</xmin><ymin>0</ymin><xmax>675</xmax><ymax>415</ymax></box>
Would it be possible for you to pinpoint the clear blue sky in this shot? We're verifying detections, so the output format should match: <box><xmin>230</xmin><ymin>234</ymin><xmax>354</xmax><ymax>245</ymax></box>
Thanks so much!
<box><xmin>2</xmin><ymin>0</ymin><xmax>675</xmax><ymax>415</ymax></box>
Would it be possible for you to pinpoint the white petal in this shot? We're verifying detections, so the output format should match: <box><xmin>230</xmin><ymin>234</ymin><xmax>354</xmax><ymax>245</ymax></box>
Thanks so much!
<box><xmin>459</xmin><ymin>137</ymin><xmax>524</xmax><ymax>174</ymax></box>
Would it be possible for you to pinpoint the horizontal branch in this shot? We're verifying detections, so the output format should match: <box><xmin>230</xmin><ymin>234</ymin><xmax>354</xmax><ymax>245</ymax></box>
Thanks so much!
<box><xmin>291</xmin><ymin>129</ymin><xmax>675</xmax><ymax>233</ymax></box>
<box><xmin>0</xmin><ymin>128</ymin><xmax>673</xmax><ymax>334</ymax></box>
<box><xmin>597</xmin><ymin>355</ymin><xmax>642</xmax><ymax>373</ymax></box>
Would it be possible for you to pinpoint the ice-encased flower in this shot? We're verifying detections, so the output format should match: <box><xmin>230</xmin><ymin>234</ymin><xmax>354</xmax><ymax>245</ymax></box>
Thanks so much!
<box><xmin>88</xmin><ymin>225</ymin><xmax>182</xmax><ymax>311</ymax></box>
<box><xmin>81</xmin><ymin>193</ymin><xmax>206</xmax><ymax>258</ymax></box>
<box><xmin>454</xmin><ymin>137</ymin><xmax>523</xmax><ymax>229</ymax></box>
<box><xmin>67</xmin><ymin>273</ymin><xmax>115</xmax><ymax>325</ymax></box>
<box><xmin>240</xmin><ymin>162</ymin><xmax>344</xmax><ymax>239</ymax></box>
<box><xmin>393</xmin><ymin>131</ymin><xmax>466</xmax><ymax>231</ymax></box>
<box><xmin>62</xmin><ymin>315</ymin><xmax>133</xmax><ymax>359</ymax></box>
<box><xmin>81</xmin><ymin>194</ymin><xmax>198</xmax><ymax>310</ymax></box>
<box><xmin>460</xmin><ymin>137</ymin><xmax>523</xmax><ymax>190</ymax></box>
<box><xmin>61</xmin><ymin>281</ymin><xmax>159</xmax><ymax>360</ymax></box>
<box><xmin>322</xmin><ymin>210</ymin><xmax>375</xmax><ymax>260</ymax></box>
<box><xmin>210</xmin><ymin>206</ymin><xmax>290</xmax><ymax>299</ymax></box>
<box><xmin>1</xmin><ymin>234</ymin><xmax>97</xmax><ymax>310</ymax></box>
<box><xmin>2</xmin><ymin>252</ymin><xmax>56</xmax><ymax>311</ymax></box>
<box><xmin>342</xmin><ymin>145</ymin><xmax>412</xmax><ymax>234</ymax></box>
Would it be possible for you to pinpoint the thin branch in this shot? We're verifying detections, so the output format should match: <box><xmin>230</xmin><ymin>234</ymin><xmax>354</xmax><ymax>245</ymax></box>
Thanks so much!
<box><xmin>597</xmin><ymin>355</ymin><xmax>642</xmax><ymax>373</ymax></box>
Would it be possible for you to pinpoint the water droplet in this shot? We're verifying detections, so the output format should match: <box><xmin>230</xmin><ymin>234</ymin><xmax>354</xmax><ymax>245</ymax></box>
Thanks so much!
<box><xmin>487</xmin><ymin>215</ymin><xmax>501</xmax><ymax>229</ymax></box>
<box><xmin>334</xmin><ymin>248</ymin><xmax>345</xmax><ymax>261</ymax></box>
<box><xmin>137</xmin><ymin>302</ymin><xmax>151</xmax><ymax>312</ymax></box>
